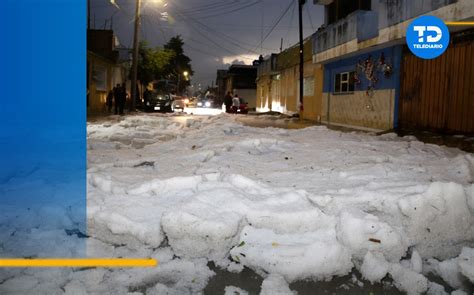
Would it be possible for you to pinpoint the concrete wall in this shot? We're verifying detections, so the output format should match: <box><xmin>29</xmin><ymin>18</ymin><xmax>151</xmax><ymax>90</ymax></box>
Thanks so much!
<box><xmin>87</xmin><ymin>53</ymin><xmax>114</xmax><ymax>114</ymax></box>
<box><xmin>256</xmin><ymin>75</ymin><xmax>272</xmax><ymax>112</ymax></box>
<box><xmin>302</xmin><ymin>63</ymin><xmax>323</xmax><ymax>121</ymax></box>
<box><xmin>322</xmin><ymin>90</ymin><xmax>395</xmax><ymax>130</ymax></box>
<box><xmin>378</xmin><ymin>0</ymin><xmax>457</xmax><ymax>29</ymax></box>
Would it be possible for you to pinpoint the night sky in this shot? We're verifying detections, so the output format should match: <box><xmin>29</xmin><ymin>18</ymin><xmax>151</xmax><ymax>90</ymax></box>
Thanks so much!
<box><xmin>89</xmin><ymin>0</ymin><xmax>324</xmax><ymax>87</ymax></box>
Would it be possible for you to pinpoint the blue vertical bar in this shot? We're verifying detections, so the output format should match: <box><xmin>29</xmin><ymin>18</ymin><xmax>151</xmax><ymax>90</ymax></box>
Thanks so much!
<box><xmin>0</xmin><ymin>0</ymin><xmax>86</xmax><ymax>257</ymax></box>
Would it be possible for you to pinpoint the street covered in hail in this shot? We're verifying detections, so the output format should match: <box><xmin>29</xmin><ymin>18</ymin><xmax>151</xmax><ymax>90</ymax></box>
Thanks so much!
<box><xmin>1</xmin><ymin>113</ymin><xmax>473</xmax><ymax>294</ymax></box>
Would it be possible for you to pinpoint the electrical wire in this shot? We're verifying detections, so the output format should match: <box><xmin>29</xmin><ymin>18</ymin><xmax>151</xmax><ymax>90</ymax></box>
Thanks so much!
<box><xmin>183</xmin><ymin>1</ymin><xmax>261</xmax><ymax>19</ymax></box>
<box><xmin>254</xmin><ymin>0</ymin><xmax>295</xmax><ymax>52</ymax></box>
<box><xmin>284</xmin><ymin>0</ymin><xmax>297</xmax><ymax>48</ymax></box>
<box><xmin>305</xmin><ymin>3</ymin><xmax>315</xmax><ymax>31</ymax></box>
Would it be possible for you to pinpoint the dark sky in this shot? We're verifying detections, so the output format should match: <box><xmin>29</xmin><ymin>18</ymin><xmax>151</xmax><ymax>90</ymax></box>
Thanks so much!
<box><xmin>89</xmin><ymin>0</ymin><xmax>324</xmax><ymax>87</ymax></box>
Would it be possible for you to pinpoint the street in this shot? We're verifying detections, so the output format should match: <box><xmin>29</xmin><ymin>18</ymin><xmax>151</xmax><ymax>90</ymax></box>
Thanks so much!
<box><xmin>85</xmin><ymin>113</ymin><xmax>473</xmax><ymax>294</ymax></box>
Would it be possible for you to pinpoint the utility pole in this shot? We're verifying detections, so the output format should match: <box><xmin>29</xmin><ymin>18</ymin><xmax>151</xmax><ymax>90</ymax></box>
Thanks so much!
<box><xmin>298</xmin><ymin>0</ymin><xmax>305</xmax><ymax>112</ymax></box>
<box><xmin>130</xmin><ymin>0</ymin><xmax>141</xmax><ymax>112</ymax></box>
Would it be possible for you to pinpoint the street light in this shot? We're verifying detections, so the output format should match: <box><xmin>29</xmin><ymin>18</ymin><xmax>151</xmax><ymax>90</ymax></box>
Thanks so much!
<box><xmin>130</xmin><ymin>0</ymin><xmax>166</xmax><ymax>112</ymax></box>
<box><xmin>178</xmin><ymin>71</ymin><xmax>189</xmax><ymax>96</ymax></box>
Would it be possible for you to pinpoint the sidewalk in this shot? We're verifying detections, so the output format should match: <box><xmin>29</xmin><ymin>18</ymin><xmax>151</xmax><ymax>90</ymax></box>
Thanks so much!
<box><xmin>238</xmin><ymin>113</ymin><xmax>474</xmax><ymax>153</ymax></box>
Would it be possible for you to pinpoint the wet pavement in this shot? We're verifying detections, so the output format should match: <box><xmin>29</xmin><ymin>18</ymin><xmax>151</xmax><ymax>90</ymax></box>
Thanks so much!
<box><xmin>204</xmin><ymin>263</ymin><xmax>404</xmax><ymax>295</ymax></box>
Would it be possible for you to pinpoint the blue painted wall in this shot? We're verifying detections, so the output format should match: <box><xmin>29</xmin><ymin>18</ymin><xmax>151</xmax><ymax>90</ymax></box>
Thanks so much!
<box><xmin>323</xmin><ymin>45</ymin><xmax>403</xmax><ymax>127</ymax></box>
<box><xmin>323</xmin><ymin>46</ymin><xmax>402</xmax><ymax>92</ymax></box>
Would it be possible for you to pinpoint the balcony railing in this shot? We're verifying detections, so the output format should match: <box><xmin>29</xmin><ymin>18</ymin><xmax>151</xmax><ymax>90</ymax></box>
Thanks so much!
<box><xmin>312</xmin><ymin>9</ymin><xmax>378</xmax><ymax>55</ymax></box>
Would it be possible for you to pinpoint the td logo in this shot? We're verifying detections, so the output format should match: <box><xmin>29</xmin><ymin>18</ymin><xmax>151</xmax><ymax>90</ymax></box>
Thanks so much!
<box><xmin>406</xmin><ymin>16</ymin><xmax>450</xmax><ymax>59</ymax></box>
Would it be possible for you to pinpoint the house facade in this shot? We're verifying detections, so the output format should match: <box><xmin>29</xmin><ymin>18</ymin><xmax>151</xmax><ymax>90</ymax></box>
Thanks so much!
<box><xmin>256</xmin><ymin>54</ymin><xmax>278</xmax><ymax>113</ymax></box>
<box><xmin>215</xmin><ymin>69</ymin><xmax>228</xmax><ymax>101</ymax></box>
<box><xmin>87</xmin><ymin>29</ymin><xmax>129</xmax><ymax>114</ymax></box>
<box><xmin>256</xmin><ymin>39</ymin><xmax>323</xmax><ymax>121</ymax></box>
<box><xmin>313</xmin><ymin>0</ymin><xmax>474</xmax><ymax>133</ymax></box>
<box><xmin>225</xmin><ymin>65</ymin><xmax>257</xmax><ymax>110</ymax></box>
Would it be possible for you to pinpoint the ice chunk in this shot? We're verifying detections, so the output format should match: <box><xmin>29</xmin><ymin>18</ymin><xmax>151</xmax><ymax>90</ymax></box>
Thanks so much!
<box><xmin>225</xmin><ymin>286</ymin><xmax>249</xmax><ymax>295</ymax></box>
<box><xmin>389</xmin><ymin>263</ymin><xmax>428</xmax><ymax>294</ymax></box>
<box><xmin>360</xmin><ymin>251</ymin><xmax>390</xmax><ymax>283</ymax></box>
<box><xmin>398</xmin><ymin>182</ymin><xmax>474</xmax><ymax>259</ymax></box>
<box><xmin>337</xmin><ymin>211</ymin><xmax>407</xmax><ymax>262</ymax></box>
<box><xmin>458</xmin><ymin>247</ymin><xmax>474</xmax><ymax>283</ymax></box>
<box><xmin>260</xmin><ymin>274</ymin><xmax>295</xmax><ymax>295</ymax></box>
<box><xmin>437</xmin><ymin>258</ymin><xmax>466</xmax><ymax>290</ymax></box>
<box><xmin>427</xmin><ymin>282</ymin><xmax>448</xmax><ymax>295</ymax></box>
<box><xmin>162</xmin><ymin>209</ymin><xmax>242</xmax><ymax>261</ymax></box>
<box><xmin>230</xmin><ymin>226</ymin><xmax>353</xmax><ymax>282</ymax></box>
<box><xmin>411</xmin><ymin>249</ymin><xmax>423</xmax><ymax>273</ymax></box>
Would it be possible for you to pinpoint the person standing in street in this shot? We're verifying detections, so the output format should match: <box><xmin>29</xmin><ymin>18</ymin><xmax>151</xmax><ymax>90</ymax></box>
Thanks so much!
<box><xmin>232</xmin><ymin>94</ymin><xmax>240</xmax><ymax>113</ymax></box>
<box><xmin>224</xmin><ymin>91</ymin><xmax>233</xmax><ymax>113</ymax></box>
<box><xmin>119</xmin><ymin>83</ymin><xmax>127</xmax><ymax>115</ymax></box>
<box><xmin>114</xmin><ymin>83</ymin><xmax>121</xmax><ymax>115</ymax></box>
<box><xmin>106</xmin><ymin>88</ymin><xmax>114</xmax><ymax>113</ymax></box>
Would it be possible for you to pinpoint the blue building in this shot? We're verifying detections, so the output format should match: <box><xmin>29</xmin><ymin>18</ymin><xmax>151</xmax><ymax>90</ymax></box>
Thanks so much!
<box><xmin>312</xmin><ymin>0</ymin><xmax>474</xmax><ymax>133</ymax></box>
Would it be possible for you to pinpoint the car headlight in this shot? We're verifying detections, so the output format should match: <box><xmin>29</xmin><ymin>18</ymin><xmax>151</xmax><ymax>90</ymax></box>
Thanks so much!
<box><xmin>205</xmin><ymin>101</ymin><xmax>211</xmax><ymax>107</ymax></box>
<box><xmin>197</xmin><ymin>102</ymin><xmax>203</xmax><ymax>107</ymax></box>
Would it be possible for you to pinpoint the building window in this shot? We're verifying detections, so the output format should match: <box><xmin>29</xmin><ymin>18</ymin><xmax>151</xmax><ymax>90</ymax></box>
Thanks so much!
<box><xmin>334</xmin><ymin>71</ymin><xmax>355</xmax><ymax>94</ymax></box>
<box><xmin>92</xmin><ymin>65</ymin><xmax>107</xmax><ymax>92</ymax></box>
<box><xmin>303</xmin><ymin>77</ymin><xmax>314</xmax><ymax>96</ymax></box>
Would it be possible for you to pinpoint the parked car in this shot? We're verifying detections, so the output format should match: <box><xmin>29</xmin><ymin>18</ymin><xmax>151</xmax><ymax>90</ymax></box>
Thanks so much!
<box><xmin>229</xmin><ymin>99</ymin><xmax>249</xmax><ymax>114</ymax></box>
<box><xmin>144</xmin><ymin>92</ymin><xmax>173</xmax><ymax>113</ymax></box>
<box><xmin>171</xmin><ymin>95</ymin><xmax>186</xmax><ymax>112</ymax></box>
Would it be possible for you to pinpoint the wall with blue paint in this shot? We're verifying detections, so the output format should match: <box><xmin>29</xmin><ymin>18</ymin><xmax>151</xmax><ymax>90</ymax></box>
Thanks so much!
<box><xmin>322</xmin><ymin>45</ymin><xmax>402</xmax><ymax>131</ymax></box>
<box><xmin>323</xmin><ymin>46</ymin><xmax>402</xmax><ymax>93</ymax></box>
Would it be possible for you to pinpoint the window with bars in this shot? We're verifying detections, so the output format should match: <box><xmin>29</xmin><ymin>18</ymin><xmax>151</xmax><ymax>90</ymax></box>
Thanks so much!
<box><xmin>334</xmin><ymin>71</ymin><xmax>355</xmax><ymax>94</ymax></box>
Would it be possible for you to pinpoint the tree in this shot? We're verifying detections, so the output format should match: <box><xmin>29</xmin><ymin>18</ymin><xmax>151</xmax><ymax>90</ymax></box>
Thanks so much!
<box><xmin>163</xmin><ymin>36</ymin><xmax>194</xmax><ymax>94</ymax></box>
<box><xmin>137</xmin><ymin>41</ymin><xmax>175</xmax><ymax>87</ymax></box>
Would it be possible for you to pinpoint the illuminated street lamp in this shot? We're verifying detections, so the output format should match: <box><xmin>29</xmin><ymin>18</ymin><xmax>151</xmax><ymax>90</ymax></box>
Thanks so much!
<box><xmin>130</xmin><ymin>0</ymin><xmax>166</xmax><ymax>112</ymax></box>
<box><xmin>178</xmin><ymin>71</ymin><xmax>190</xmax><ymax>95</ymax></box>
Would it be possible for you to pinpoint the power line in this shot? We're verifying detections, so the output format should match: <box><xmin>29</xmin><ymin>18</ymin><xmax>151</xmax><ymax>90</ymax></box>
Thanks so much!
<box><xmin>180</xmin><ymin>0</ymin><xmax>256</xmax><ymax>13</ymax></box>
<box><xmin>284</xmin><ymin>0</ymin><xmax>297</xmax><ymax>48</ymax></box>
<box><xmin>185</xmin><ymin>1</ymin><xmax>260</xmax><ymax>18</ymax></box>
<box><xmin>305</xmin><ymin>3</ymin><xmax>315</xmax><ymax>31</ymax></box>
<box><xmin>254</xmin><ymin>0</ymin><xmax>295</xmax><ymax>52</ymax></box>
<box><xmin>157</xmin><ymin>4</ymin><xmax>262</xmax><ymax>57</ymax></box>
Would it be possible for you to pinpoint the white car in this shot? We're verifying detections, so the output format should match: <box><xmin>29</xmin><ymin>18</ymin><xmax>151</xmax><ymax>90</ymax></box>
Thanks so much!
<box><xmin>171</xmin><ymin>95</ymin><xmax>186</xmax><ymax>112</ymax></box>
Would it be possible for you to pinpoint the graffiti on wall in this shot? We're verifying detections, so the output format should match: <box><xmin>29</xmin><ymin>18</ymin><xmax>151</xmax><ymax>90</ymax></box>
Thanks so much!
<box><xmin>354</xmin><ymin>53</ymin><xmax>393</xmax><ymax>97</ymax></box>
<box><xmin>352</xmin><ymin>53</ymin><xmax>394</xmax><ymax>111</ymax></box>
